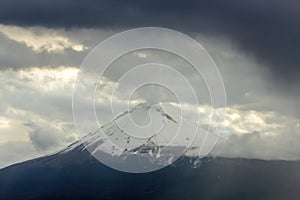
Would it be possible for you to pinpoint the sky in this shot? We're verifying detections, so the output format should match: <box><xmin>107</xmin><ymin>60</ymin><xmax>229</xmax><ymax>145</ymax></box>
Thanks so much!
<box><xmin>0</xmin><ymin>0</ymin><xmax>299</xmax><ymax>168</ymax></box>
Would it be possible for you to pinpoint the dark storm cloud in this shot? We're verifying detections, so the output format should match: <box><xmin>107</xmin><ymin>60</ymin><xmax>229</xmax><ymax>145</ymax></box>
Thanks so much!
<box><xmin>0</xmin><ymin>0</ymin><xmax>299</xmax><ymax>82</ymax></box>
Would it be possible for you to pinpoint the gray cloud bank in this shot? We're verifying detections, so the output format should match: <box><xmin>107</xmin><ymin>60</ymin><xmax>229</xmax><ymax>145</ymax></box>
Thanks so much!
<box><xmin>0</xmin><ymin>0</ymin><xmax>299</xmax><ymax>83</ymax></box>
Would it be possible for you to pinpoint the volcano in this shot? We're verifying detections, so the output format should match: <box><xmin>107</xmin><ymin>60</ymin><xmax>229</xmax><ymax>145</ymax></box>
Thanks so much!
<box><xmin>1</xmin><ymin>104</ymin><xmax>300</xmax><ymax>199</ymax></box>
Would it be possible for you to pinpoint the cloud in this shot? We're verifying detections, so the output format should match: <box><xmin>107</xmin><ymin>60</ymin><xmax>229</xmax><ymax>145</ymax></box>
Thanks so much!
<box><xmin>0</xmin><ymin>66</ymin><xmax>79</xmax><ymax>167</ymax></box>
<box><xmin>0</xmin><ymin>23</ymin><xmax>298</xmax><ymax>116</ymax></box>
<box><xmin>0</xmin><ymin>26</ymin><xmax>115</xmax><ymax>70</ymax></box>
<box><xmin>0</xmin><ymin>24</ymin><xmax>87</xmax><ymax>53</ymax></box>
<box><xmin>0</xmin><ymin>23</ymin><xmax>299</xmax><ymax>166</ymax></box>
<box><xmin>0</xmin><ymin>65</ymin><xmax>128</xmax><ymax>163</ymax></box>
<box><xmin>183</xmin><ymin>101</ymin><xmax>300</xmax><ymax>160</ymax></box>
<box><xmin>0</xmin><ymin>66</ymin><xmax>79</xmax><ymax>121</ymax></box>
<box><xmin>198</xmin><ymin>34</ymin><xmax>300</xmax><ymax>118</ymax></box>
<box><xmin>0</xmin><ymin>0</ymin><xmax>299</xmax><ymax>83</ymax></box>
<box><xmin>211</xmin><ymin>120</ymin><xmax>300</xmax><ymax>161</ymax></box>
<box><xmin>25</xmin><ymin>121</ymin><xmax>77</xmax><ymax>151</ymax></box>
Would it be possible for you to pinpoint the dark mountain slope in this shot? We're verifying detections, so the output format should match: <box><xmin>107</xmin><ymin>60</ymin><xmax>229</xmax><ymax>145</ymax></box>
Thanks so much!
<box><xmin>0</xmin><ymin>143</ymin><xmax>300</xmax><ymax>200</ymax></box>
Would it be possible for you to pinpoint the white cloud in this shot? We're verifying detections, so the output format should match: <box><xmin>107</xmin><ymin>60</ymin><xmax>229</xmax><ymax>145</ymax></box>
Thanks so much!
<box><xmin>210</xmin><ymin>107</ymin><xmax>300</xmax><ymax>160</ymax></box>
<box><xmin>25</xmin><ymin>120</ymin><xmax>77</xmax><ymax>151</ymax></box>
<box><xmin>211</xmin><ymin>122</ymin><xmax>300</xmax><ymax>160</ymax></box>
<box><xmin>0</xmin><ymin>117</ymin><xmax>10</xmax><ymax>128</ymax></box>
<box><xmin>0</xmin><ymin>24</ymin><xmax>87</xmax><ymax>53</ymax></box>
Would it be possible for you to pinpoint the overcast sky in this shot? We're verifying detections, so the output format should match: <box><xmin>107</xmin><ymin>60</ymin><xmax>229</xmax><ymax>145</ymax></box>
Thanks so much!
<box><xmin>0</xmin><ymin>0</ymin><xmax>299</xmax><ymax>168</ymax></box>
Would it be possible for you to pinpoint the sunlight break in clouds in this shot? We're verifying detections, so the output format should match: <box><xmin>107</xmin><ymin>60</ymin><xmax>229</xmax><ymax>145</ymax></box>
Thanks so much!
<box><xmin>0</xmin><ymin>24</ymin><xmax>87</xmax><ymax>53</ymax></box>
